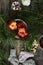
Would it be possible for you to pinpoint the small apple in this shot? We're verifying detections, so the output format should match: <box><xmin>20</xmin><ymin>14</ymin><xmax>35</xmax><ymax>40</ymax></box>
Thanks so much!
<box><xmin>17</xmin><ymin>21</ymin><xmax>25</xmax><ymax>28</ymax></box>
<box><xmin>18</xmin><ymin>28</ymin><xmax>28</xmax><ymax>38</ymax></box>
<box><xmin>8</xmin><ymin>20</ymin><xmax>17</xmax><ymax>30</ymax></box>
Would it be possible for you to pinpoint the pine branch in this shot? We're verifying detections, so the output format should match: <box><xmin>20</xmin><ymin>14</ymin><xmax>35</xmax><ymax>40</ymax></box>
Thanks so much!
<box><xmin>0</xmin><ymin>16</ymin><xmax>6</xmax><ymax>24</ymax></box>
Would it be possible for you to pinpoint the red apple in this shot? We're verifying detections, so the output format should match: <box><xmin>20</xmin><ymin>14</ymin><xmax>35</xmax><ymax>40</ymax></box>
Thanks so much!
<box><xmin>8</xmin><ymin>20</ymin><xmax>17</xmax><ymax>30</ymax></box>
<box><xmin>18</xmin><ymin>28</ymin><xmax>28</xmax><ymax>38</ymax></box>
<box><xmin>17</xmin><ymin>21</ymin><xmax>25</xmax><ymax>28</ymax></box>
